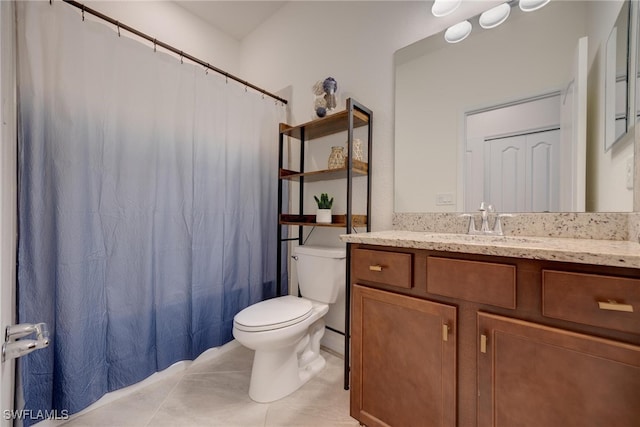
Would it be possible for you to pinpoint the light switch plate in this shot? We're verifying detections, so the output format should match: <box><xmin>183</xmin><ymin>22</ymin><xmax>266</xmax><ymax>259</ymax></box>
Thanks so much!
<box><xmin>436</xmin><ymin>193</ymin><xmax>454</xmax><ymax>205</ymax></box>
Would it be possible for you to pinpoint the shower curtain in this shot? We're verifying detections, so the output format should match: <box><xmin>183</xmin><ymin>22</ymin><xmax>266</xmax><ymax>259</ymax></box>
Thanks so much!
<box><xmin>16</xmin><ymin>2</ymin><xmax>286</xmax><ymax>421</ymax></box>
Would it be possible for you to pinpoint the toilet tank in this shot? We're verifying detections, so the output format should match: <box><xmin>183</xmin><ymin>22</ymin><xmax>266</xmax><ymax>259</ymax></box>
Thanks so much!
<box><xmin>293</xmin><ymin>245</ymin><xmax>346</xmax><ymax>304</ymax></box>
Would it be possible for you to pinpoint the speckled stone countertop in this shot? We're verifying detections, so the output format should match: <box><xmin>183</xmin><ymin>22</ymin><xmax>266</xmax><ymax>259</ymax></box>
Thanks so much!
<box><xmin>340</xmin><ymin>230</ymin><xmax>640</xmax><ymax>269</ymax></box>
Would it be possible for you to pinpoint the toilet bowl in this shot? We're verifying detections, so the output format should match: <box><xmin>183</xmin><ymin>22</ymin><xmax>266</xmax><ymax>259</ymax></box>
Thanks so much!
<box><xmin>232</xmin><ymin>245</ymin><xmax>345</xmax><ymax>403</ymax></box>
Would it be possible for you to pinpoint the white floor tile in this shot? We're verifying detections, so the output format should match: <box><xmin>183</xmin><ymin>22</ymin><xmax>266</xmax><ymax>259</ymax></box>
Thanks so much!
<box><xmin>61</xmin><ymin>344</ymin><xmax>357</xmax><ymax>427</ymax></box>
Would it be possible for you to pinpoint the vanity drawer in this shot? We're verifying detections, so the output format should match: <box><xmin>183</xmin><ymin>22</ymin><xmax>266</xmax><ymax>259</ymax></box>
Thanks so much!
<box><xmin>426</xmin><ymin>256</ymin><xmax>516</xmax><ymax>309</ymax></box>
<box><xmin>542</xmin><ymin>270</ymin><xmax>640</xmax><ymax>334</ymax></box>
<box><xmin>352</xmin><ymin>248</ymin><xmax>413</xmax><ymax>289</ymax></box>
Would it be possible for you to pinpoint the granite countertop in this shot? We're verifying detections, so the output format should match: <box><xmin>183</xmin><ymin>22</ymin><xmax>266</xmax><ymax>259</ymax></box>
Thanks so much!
<box><xmin>340</xmin><ymin>230</ymin><xmax>640</xmax><ymax>269</ymax></box>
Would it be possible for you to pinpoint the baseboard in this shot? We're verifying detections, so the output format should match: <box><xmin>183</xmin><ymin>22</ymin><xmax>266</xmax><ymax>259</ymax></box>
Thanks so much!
<box><xmin>320</xmin><ymin>327</ymin><xmax>345</xmax><ymax>356</ymax></box>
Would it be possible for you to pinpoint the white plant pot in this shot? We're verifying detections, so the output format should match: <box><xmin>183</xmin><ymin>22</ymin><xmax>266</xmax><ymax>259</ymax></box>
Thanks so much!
<box><xmin>316</xmin><ymin>209</ymin><xmax>332</xmax><ymax>224</ymax></box>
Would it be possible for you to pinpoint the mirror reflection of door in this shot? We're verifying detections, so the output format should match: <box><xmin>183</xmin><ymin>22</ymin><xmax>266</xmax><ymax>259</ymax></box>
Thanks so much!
<box><xmin>486</xmin><ymin>130</ymin><xmax>560</xmax><ymax>213</ymax></box>
<box><xmin>464</xmin><ymin>93</ymin><xmax>561</xmax><ymax>212</ymax></box>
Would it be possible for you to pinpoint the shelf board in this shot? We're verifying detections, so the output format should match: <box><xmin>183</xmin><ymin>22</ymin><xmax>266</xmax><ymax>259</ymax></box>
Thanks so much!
<box><xmin>279</xmin><ymin>109</ymin><xmax>370</xmax><ymax>141</ymax></box>
<box><xmin>280</xmin><ymin>214</ymin><xmax>367</xmax><ymax>228</ymax></box>
<box><xmin>280</xmin><ymin>159</ymin><xmax>368</xmax><ymax>182</ymax></box>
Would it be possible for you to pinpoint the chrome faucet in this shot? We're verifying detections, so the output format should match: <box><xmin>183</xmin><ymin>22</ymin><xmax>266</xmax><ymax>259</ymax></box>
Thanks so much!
<box><xmin>461</xmin><ymin>202</ymin><xmax>512</xmax><ymax>236</ymax></box>
<box><xmin>479</xmin><ymin>202</ymin><xmax>492</xmax><ymax>233</ymax></box>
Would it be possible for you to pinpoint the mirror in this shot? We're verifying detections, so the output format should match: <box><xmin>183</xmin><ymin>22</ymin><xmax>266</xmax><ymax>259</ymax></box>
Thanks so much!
<box><xmin>394</xmin><ymin>0</ymin><xmax>633</xmax><ymax>213</ymax></box>
<box><xmin>605</xmin><ymin>2</ymin><xmax>630</xmax><ymax>151</ymax></box>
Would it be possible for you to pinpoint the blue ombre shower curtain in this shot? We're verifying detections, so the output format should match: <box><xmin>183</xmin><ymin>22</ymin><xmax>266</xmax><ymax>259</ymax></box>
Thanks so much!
<box><xmin>16</xmin><ymin>2</ymin><xmax>286</xmax><ymax>422</ymax></box>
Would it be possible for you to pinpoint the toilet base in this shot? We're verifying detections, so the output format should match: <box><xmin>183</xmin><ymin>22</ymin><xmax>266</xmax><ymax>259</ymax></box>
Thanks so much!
<box><xmin>248</xmin><ymin>319</ymin><xmax>327</xmax><ymax>403</ymax></box>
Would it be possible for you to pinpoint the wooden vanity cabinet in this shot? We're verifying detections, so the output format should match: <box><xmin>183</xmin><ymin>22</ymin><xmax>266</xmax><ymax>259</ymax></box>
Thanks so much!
<box><xmin>477</xmin><ymin>312</ymin><xmax>640</xmax><ymax>427</ymax></box>
<box><xmin>348</xmin><ymin>243</ymin><xmax>640</xmax><ymax>427</ymax></box>
<box><xmin>351</xmin><ymin>285</ymin><xmax>457</xmax><ymax>427</ymax></box>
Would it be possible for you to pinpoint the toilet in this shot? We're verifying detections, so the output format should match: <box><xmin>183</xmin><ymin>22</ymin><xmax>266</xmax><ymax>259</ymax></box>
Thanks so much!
<box><xmin>232</xmin><ymin>245</ymin><xmax>346</xmax><ymax>403</ymax></box>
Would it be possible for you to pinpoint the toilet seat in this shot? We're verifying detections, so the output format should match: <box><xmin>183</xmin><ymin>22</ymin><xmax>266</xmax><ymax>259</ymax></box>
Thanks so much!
<box><xmin>234</xmin><ymin>295</ymin><xmax>313</xmax><ymax>332</ymax></box>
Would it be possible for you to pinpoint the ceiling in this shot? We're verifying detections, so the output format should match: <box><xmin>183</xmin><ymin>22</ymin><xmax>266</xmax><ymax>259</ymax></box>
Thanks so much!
<box><xmin>175</xmin><ymin>1</ymin><xmax>288</xmax><ymax>41</ymax></box>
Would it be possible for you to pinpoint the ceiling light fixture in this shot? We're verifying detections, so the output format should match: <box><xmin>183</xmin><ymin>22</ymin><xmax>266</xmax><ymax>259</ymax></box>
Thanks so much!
<box><xmin>519</xmin><ymin>0</ymin><xmax>550</xmax><ymax>12</ymax></box>
<box><xmin>479</xmin><ymin>3</ymin><xmax>511</xmax><ymax>29</ymax></box>
<box><xmin>444</xmin><ymin>20</ymin><xmax>472</xmax><ymax>43</ymax></box>
<box><xmin>432</xmin><ymin>0</ymin><xmax>462</xmax><ymax>18</ymax></box>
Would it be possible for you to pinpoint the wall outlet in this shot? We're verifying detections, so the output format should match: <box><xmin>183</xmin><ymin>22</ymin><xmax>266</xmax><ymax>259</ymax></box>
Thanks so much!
<box><xmin>436</xmin><ymin>193</ymin><xmax>455</xmax><ymax>206</ymax></box>
<box><xmin>626</xmin><ymin>156</ymin><xmax>634</xmax><ymax>190</ymax></box>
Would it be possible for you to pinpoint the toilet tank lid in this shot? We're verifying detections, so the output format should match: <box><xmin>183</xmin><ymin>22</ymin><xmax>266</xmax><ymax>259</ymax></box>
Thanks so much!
<box><xmin>293</xmin><ymin>245</ymin><xmax>346</xmax><ymax>259</ymax></box>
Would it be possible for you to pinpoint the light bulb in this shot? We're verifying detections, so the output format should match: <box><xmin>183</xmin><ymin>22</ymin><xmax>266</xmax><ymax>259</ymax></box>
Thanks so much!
<box><xmin>519</xmin><ymin>0</ymin><xmax>550</xmax><ymax>12</ymax></box>
<box><xmin>479</xmin><ymin>3</ymin><xmax>511</xmax><ymax>29</ymax></box>
<box><xmin>432</xmin><ymin>0</ymin><xmax>462</xmax><ymax>17</ymax></box>
<box><xmin>444</xmin><ymin>20</ymin><xmax>472</xmax><ymax>43</ymax></box>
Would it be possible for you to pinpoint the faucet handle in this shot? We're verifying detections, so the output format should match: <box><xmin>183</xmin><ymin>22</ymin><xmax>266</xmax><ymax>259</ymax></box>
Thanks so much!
<box><xmin>492</xmin><ymin>213</ymin><xmax>513</xmax><ymax>235</ymax></box>
<box><xmin>459</xmin><ymin>213</ymin><xmax>477</xmax><ymax>234</ymax></box>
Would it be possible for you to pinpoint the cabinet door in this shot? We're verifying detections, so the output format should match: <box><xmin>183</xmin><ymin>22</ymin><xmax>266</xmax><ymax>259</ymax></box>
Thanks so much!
<box><xmin>478</xmin><ymin>312</ymin><xmax>640</xmax><ymax>427</ymax></box>
<box><xmin>351</xmin><ymin>285</ymin><xmax>456</xmax><ymax>427</ymax></box>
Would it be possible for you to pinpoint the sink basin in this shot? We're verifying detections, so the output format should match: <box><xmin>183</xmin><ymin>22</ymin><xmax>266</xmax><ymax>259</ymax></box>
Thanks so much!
<box><xmin>422</xmin><ymin>233</ymin><xmax>546</xmax><ymax>245</ymax></box>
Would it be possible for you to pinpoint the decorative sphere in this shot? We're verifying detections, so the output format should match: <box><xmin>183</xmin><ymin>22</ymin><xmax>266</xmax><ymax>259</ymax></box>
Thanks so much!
<box><xmin>316</xmin><ymin>107</ymin><xmax>327</xmax><ymax>118</ymax></box>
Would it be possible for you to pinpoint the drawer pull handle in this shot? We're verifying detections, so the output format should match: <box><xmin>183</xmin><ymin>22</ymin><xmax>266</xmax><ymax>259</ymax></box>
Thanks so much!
<box><xmin>369</xmin><ymin>265</ymin><xmax>383</xmax><ymax>272</ymax></box>
<box><xmin>597</xmin><ymin>300</ymin><xmax>634</xmax><ymax>313</ymax></box>
<box><xmin>480</xmin><ymin>334</ymin><xmax>487</xmax><ymax>354</ymax></box>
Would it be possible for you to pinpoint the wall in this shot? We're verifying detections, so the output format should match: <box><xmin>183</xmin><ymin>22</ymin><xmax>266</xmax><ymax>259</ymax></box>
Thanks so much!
<box><xmin>240</xmin><ymin>1</ymin><xmax>496</xmax><ymax>233</ymax></box>
<box><xmin>586</xmin><ymin>0</ymin><xmax>635</xmax><ymax>212</ymax></box>
<box><xmin>87</xmin><ymin>1</ymin><xmax>241</xmax><ymax>74</ymax></box>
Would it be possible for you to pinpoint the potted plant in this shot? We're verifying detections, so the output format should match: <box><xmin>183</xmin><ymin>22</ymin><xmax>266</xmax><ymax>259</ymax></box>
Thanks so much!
<box><xmin>314</xmin><ymin>193</ymin><xmax>333</xmax><ymax>224</ymax></box>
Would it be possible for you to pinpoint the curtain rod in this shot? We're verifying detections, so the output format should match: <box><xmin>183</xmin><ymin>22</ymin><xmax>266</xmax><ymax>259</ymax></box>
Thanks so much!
<box><xmin>59</xmin><ymin>0</ymin><xmax>288</xmax><ymax>105</ymax></box>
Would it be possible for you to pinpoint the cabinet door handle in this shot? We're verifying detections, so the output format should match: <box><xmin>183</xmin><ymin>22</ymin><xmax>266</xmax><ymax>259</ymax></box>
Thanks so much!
<box><xmin>597</xmin><ymin>300</ymin><xmax>634</xmax><ymax>312</ymax></box>
<box><xmin>369</xmin><ymin>265</ymin><xmax>383</xmax><ymax>272</ymax></box>
<box><xmin>442</xmin><ymin>324</ymin><xmax>449</xmax><ymax>342</ymax></box>
<box><xmin>480</xmin><ymin>334</ymin><xmax>487</xmax><ymax>354</ymax></box>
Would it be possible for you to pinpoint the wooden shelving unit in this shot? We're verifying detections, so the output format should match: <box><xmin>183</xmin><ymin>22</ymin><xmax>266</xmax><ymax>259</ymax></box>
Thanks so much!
<box><xmin>279</xmin><ymin>159</ymin><xmax>368</xmax><ymax>182</ymax></box>
<box><xmin>279</xmin><ymin>214</ymin><xmax>368</xmax><ymax>228</ymax></box>
<box><xmin>276</xmin><ymin>98</ymin><xmax>373</xmax><ymax>391</ymax></box>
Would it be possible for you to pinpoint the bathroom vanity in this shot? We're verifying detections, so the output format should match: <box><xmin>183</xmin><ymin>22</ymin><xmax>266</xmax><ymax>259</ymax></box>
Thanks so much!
<box><xmin>342</xmin><ymin>231</ymin><xmax>640</xmax><ymax>427</ymax></box>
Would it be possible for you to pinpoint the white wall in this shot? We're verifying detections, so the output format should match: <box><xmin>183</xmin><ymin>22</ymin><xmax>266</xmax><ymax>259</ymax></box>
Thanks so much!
<box><xmin>586</xmin><ymin>0</ymin><xmax>635</xmax><ymax>212</ymax></box>
<box><xmin>240</xmin><ymin>1</ymin><xmax>493</xmax><ymax>232</ymax></box>
<box><xmin>87</xmin><ymin>1</ymin><xmax>241</xmax><ymax>74</ymax></box>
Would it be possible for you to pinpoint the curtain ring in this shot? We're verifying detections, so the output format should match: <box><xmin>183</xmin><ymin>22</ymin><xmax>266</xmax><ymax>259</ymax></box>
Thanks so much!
<box><xmin>116</xmin><ymin>21</ymin><xmax>120</xmax><ymax>37</ymax></box>
<box><xmin>82</xmin><ymin>5</ymin><xmax>85</xmax><ymax>21</ymax></box>
<box><xmin>180</xmin><ymin>51</ymin><xmax>184</xmax><ymax>64</ymax></box>
<box><xmin>225</xmin><ymin>73</ymin><xmax>228</xmax><ymax>84</ymax></box>
<box><xmin>153</xmin><ymin>39</ymin><xmax>157</xmax><ymax>52</ymax></box>
<box><xmin>205</xmin><ymin>64</ymin><xmax>210</xmax><ymax>75</ymax></box>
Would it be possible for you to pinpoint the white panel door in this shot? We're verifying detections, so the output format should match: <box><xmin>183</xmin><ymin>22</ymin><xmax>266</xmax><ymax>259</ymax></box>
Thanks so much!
<box><xmin>487</xmin><ymin>136</ymin><xmax>527</xmax><ymax>212</ymax></box>
<box><xmin>526</xmin><ymin>130</ymin><xmax>560</xmax><ymax>212</ymax></box>
<box><xmin>465</xmin><ymin>136</ymin><xmax>485</xmax><ymax>211</ymax></box>
<box><xmin>486</xmin><ymin>129</ymin><xmax>560</xmax><ymax>213</ymax></box>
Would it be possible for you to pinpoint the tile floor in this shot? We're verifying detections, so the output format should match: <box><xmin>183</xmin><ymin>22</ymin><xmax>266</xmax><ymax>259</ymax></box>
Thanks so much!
<box><xmin>60</xmin><ymin>344</ymin><xmax>359</xmax><ymax>427</ymax></box>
